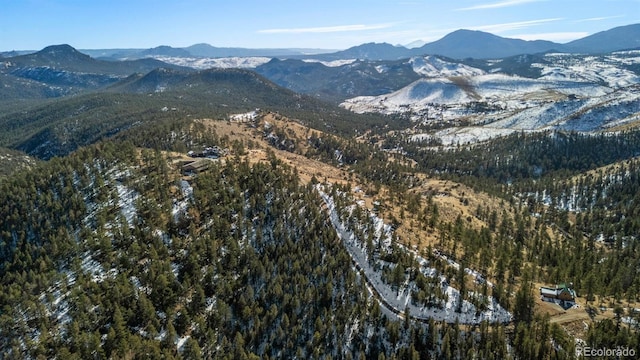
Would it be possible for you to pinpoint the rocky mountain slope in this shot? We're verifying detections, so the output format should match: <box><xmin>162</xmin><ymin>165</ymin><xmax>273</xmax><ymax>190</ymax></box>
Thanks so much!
<box><xmin>342</xmin><ymin>51</ymin><xmax>640</xmax><ymax>145</ymax></box>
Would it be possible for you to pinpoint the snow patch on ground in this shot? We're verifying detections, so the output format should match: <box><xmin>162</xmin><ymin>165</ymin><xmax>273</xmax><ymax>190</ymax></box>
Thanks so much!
<box><xmin>81</xmin><ymin>253</ymin><xmax>117</xmax><ymax>283</ymax></box>
<box><xmin>172</xmin><ymin>179</ymin><xmax>193</xmax><ymax>222</ymax></box>
<box><xmin>176</xmin><ymin>335</ymin><xmax>190</xmax><ymax>352</ymax></box>
<box><xmin>116</xmin><ymin>183</ymin><xmax>139</xmax><ymax>226</ymax></box>
<box><xmin>431</xmin><ymin>127</ymin><xmax>521</xmax><ymax>146</ymax></box>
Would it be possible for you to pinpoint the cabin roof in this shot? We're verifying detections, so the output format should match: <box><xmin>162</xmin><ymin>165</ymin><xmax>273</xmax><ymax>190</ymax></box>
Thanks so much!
<box><xmin>540</xmin><ymin>284</ymin><xmax>576</xmax><ymax>299</ymax></box>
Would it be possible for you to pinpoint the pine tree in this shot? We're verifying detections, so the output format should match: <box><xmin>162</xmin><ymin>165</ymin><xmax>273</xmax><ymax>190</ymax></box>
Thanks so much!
<box><xmin>182</xmin><ymin>337</ymin><xmax>202</xmax><ymax>359</ymax></box>
<box><xmin>514</xmin><ymin>277</ymin><xmax>534</xmax><ymax>324</ymax></box>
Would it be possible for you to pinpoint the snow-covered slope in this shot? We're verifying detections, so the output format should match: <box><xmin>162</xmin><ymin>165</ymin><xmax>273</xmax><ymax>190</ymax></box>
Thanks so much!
<box><xmin>302</xmin><ymin>58</ymin><xmax>358</xmax><ymax>67</ymax></box>
<box><xmin>343</xmin><ymin>74</ymin><xmax>612</xmax><ymax>112</ymax></box>
<box><xmin>149</xmin><ymin>56</ymin><xmax>272</xmax><ymax>69</ymax></box>
<box><xmin>410</xmin><ymin>56</ymin><xmax>485</xmax><ymax>77</ymax></box>
<box><xmin>537</xmin><ymin>53</ymin><xmax>640</xmax><ymax>88</ymax></box>
<box><xmin>342</xmin><ymin>52</ymin><xmax>640</xmax><ymax>144</ymax></box>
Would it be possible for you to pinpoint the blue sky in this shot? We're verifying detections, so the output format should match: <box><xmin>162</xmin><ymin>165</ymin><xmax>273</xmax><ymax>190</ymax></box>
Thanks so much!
<box><xmin>1</xmin><ymin>0</ymin><xmax>639</xmax><ymax>51</ymax></box>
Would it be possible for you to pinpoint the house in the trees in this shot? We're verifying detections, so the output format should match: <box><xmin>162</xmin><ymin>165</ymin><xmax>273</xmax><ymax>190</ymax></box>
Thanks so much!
<box><xmin>540</xmin><ymin>283</ymin><xmax>576</xmax><ymax>309</ymax></box>
<box><xmin>182</xmin><ymin>159</ymin><xmax>211</xmax><ymax>175</ymax></box>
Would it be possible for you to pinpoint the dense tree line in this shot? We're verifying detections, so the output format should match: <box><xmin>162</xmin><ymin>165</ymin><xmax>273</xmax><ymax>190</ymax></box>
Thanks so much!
<box><xmin>392</xmin><ymin>130</ymin><xmax>640</xmax><ymax>300</ymax></box>
<box><xmin>306</xmin><ymin>132</ymin><xmax>417</xmax><ymax>193</ymax></box>
<box><xmin>405</xmin><ymin>130</ymin><xmax>640</xmax><ymax>188</ymax></box>
<box><xmin>389</xmin><ymin>129</ymin><xmax>640</xmax><ymax>354</ymax></box>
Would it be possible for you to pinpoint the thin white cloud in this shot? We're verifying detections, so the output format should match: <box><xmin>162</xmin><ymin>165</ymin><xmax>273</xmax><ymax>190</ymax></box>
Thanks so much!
<box><xmin>510</xmin><ymin>32</ymin><xmax>590</xmax><ymax>42</ymax></box>
<box><xmin>457</xmin><ymin>0</ymin><xmax>544</xmax><ymax>11</ymax></box>
<box><xmin>468</xmin><ymin>18</ymin><xmax>563</xmax><ymax>33</ymax></box>
<box><xmin>258</xmin><ymin>24</ymin><xmax>393</xmax><ymax>34</ymax></box>
<box><xmin>574</xmin><ymin>15</ymin><xmax>625</xmax><ymax>22</ymax></box>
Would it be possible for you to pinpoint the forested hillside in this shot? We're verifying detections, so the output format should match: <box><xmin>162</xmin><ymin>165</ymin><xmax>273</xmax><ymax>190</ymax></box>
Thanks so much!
<box><xmin>0</xmin><ymin>134</ymin><xmax>563</xmax><ymax>359</ymax></box>
<box><xmin>0</xmin><ymin>66</ymin><xmax>406</xmax><ymax>160</ymax></box>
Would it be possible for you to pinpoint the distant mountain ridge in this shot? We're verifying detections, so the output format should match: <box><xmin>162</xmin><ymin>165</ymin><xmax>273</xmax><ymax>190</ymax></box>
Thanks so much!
<box><xmin>3</xmin><ymin>44</ymin><xmax>189</xmax><ymax>75</ymax></box>
<box><xmin>315</xmin><ymin>23</ymin><xmax>640</xmax><ymax>60</ymax></box>
<box><xmin>78</xmin><ymin>44</ymin><xmax>333</xmax><ymax>60</ymax></box>
<box><xmin>313</xmin><ymin>43</ymin><xmax>411</xmax><ymax>61</ymax></box>
<box><xmin>140</xmin><ymin>45</ymin><xmax>192</xmax><ymax>58</ymax></box>
<box><xmin>184</xmin><ymin>43</ymin><xmax>331</xmax><ymax>58</ymax></box>
<box><xmin>0</xmin><ymin>44</ymin><xmax>193</xmax><ymax>102</ymax></box>
<box><xmin>25</xmin><ymin>44</ymin><xmax>93</xmax><ymax>64</ymax></box>
<box><xmin>416</xmin><ymin>29</ymin><xmax>561</xmax><ymax>59</ymax></box>
<box><xmin>564</xmin><ymin>23</ymin><xmax>640</xmax><ymax>53</ymax></box>
<box><xmin>3</xmin><ymin>23</ymin><xmax>638</xmax><ymax>61</ymax></box>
